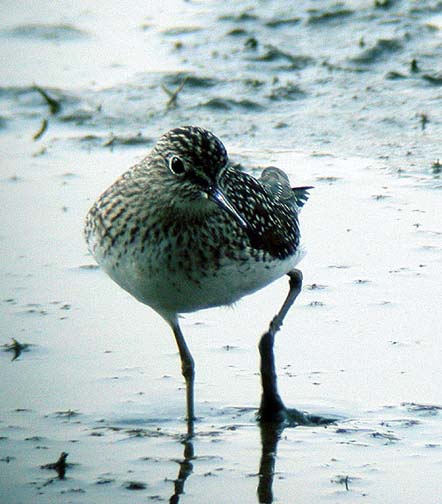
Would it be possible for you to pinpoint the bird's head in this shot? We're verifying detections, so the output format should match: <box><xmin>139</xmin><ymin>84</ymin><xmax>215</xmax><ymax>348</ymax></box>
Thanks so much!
<box><xmin>151</xmin><ymin>126</ymin><xmax>249</xmax><ymax>229</ymax></box>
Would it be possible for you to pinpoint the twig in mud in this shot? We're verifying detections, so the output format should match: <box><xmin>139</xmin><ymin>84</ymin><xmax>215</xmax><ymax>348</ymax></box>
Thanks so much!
<box><xmin>432</xmin><ymin>159</ymin><xmax>442</xmax><ymax>174</ymax></box>
<box><xmin>33</xmin><ymin>118</ymin><xmax>48</xmax><ymax>140</ymax></box>
<box><xmin>331</xmin><ymin>474</ymin><xmax>351</xmax><ymax>491</ymax></box>
<box><xmin>161</xmin><ymin>77</ymin><xmax>188</xmax><ymax>109</ymax></box>
<box><xmin>34</xmin><ymin>85</ymin><xmax>61</xmax><ymax>115</ymax></box>
<box><xmin>41</xmin><ymin>451</ymin><xmax>69</xmax><ymax>479</ymax></box>
<box><xmin>2</xmin><ymin>338</ymin><xmax>30</xmax><ymax>361</ymax></box>
<box><xmin>374</xmin><ymin>0</ymin><xmax>392</xmax><ymax>7</ymax></box>
<box><xmin>410</xmin><ymin>58</ymin><xmax>419</xmax><ymax>73</ymax></box>
<box><xmin>419</xmin><ymin>113</ymin><xmax>429</xmax><ymax>131</ymax></box>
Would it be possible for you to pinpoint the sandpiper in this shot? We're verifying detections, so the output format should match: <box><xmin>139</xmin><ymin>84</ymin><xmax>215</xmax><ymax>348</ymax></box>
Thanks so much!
<box><xmin>85</xmin><ymin>126</ymin><xmax>321</xmax><ymax>435</ymax></box>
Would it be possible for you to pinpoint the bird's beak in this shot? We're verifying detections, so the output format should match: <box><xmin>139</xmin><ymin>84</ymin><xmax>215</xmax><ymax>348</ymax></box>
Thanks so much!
<box><xmin>209</xmin><ymin>185</ymin><xmax>249</xmax><ymax>230</ymax></box>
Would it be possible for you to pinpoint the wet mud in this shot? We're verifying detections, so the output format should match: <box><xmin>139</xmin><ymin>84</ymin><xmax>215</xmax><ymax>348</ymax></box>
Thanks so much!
<box><xmin>1</xmin><ymin>1</ymin><xmax>442</xmax><ymax>503</ymax></box>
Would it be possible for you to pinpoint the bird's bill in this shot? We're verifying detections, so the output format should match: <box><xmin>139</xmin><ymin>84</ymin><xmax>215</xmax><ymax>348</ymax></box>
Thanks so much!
<box><xmin>209</xmin><ymin>186</ymin><xmax>249</xmax><ymax>230</ymax></box>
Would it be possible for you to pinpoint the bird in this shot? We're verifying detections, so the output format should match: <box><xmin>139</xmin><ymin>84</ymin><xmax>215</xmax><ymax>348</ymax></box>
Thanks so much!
<box><xmin>85</xmin><ymin>125</ymin><xmax>320</xmax><ymax>436</ymax></box>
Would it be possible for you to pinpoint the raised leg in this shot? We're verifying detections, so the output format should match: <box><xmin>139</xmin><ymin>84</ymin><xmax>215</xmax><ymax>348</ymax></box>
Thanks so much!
<box><xmin>258</xmin><ymin>269</ymin><xmax>335</xmax><ymax>426</ymax></box>
<box><xmin>171</xmin><ymin>320</ymin><xmax>195</xmax><ymax>437</ymax></box>
<box><xmin>258</xmin><ymin>269</ymin><xmax>303</xmax><ymax>422</ymax></box>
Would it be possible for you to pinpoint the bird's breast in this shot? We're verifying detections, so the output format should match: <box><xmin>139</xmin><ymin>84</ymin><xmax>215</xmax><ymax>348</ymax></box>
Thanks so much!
<box><xmin>97</xmin><ymin>214</ymin><xmax>304</xmax><ymax>316</ymax></box>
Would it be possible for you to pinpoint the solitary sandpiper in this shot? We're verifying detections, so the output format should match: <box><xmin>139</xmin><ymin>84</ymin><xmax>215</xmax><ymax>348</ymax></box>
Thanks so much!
<box><xmin>85</xmin><ymin>126</ymin><xmax>324</xmax><ymax>436</ymax></box>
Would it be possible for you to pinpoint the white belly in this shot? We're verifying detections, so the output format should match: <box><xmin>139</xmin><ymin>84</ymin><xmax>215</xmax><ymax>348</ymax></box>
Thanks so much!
<box><xmin>100</xmin><ymin>245</ymin><xmax>305</xmax><ymax>321</ymax></box>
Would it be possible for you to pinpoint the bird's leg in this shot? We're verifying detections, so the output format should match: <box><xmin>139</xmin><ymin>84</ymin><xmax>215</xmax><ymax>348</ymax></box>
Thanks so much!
<box><xmin>171</xmin><ymin>320</ymin><xmax>195</xmax><ymax>438</ymax></box>
<box><xmin>258</xmin><ymin>270</ymin><xmax>336</xmax><ymax>426</ymax></box>
<box><xmin>258</xmin><ymin>269</ymin><xmax>303</xmax><ymax>422</ymax></box>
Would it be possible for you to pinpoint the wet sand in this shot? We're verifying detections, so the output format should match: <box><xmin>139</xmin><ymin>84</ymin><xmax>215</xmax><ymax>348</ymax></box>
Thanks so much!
<box><xmin>1</xmin><ymin>1</ymin><xmax>442</xmax><ymax>503</ymax></box>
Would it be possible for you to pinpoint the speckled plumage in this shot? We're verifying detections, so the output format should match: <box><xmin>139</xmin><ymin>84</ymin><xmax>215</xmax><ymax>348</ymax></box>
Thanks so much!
<box><xmin>85</xmin><ymin>126</ymin><xmax>310</xmax><ymax>322</ymax></box>
<box><xmin>84</xmin><ymin>126</ymin><xmax>315</xmax><ymax>432</ymax></box>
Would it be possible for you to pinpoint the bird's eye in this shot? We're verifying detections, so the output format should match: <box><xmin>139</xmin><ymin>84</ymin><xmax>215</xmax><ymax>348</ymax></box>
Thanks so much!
<box><xmin>169</xmin><ymin>156</ymin><xmax>186</xmax><ymax>176</ymax></box>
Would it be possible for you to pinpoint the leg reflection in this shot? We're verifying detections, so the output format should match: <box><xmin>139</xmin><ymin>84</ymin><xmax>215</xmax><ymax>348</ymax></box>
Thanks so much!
<box><xmin>257</xmin><ymin>422</ymin><xmax>284</xmax><ymax>504</ymax></box>
<box><xmin>169</xmin><ymin>438</ymin><xmax>194</xmax><ymax>504</ymax></box>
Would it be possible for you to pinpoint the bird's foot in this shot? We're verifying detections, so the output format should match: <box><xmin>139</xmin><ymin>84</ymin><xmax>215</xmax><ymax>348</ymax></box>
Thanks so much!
<box><xmin>284</xmin><ymin>407</ymin><xmax>336</xmax><ymax>427</ymax></box>
<box><xmin>258</xmin><ymin>404</ymin><xmax>336</xmax><ymax>427</ymax></box>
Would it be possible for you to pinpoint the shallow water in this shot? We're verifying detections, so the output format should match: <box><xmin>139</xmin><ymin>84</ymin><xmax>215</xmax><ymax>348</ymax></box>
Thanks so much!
<box><xmin>1</xmin><ymin>1</ymin><xmax>442</xmax><ymax>503</ymax></box>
